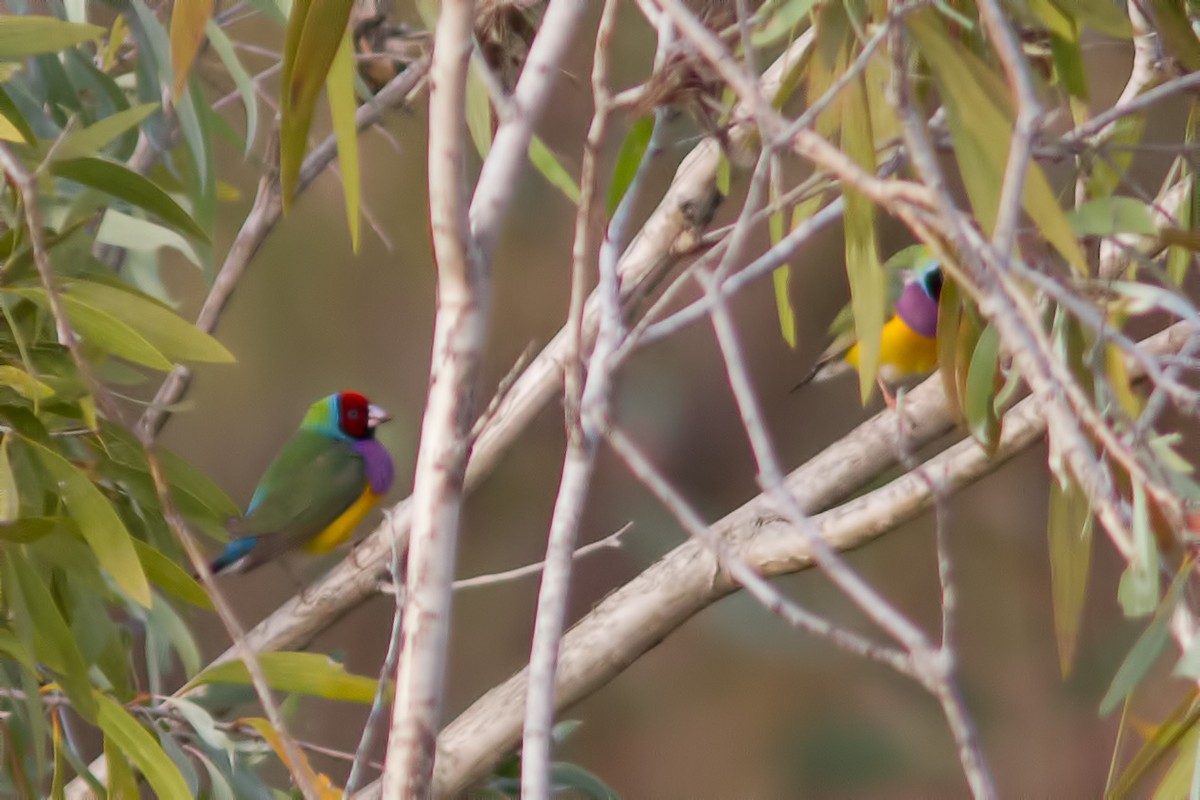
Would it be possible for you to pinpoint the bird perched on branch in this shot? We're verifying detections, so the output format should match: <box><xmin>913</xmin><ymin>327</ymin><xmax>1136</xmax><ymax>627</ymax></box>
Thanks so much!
<box><xmin>800</xmin><ymin>259</ymin><xmax>944</xmax><ymax>391</ymax></box>
<box><xmin>207</xmin><ymin>391</ymin><xmax>395</xmax><ymax>576</ymax></box>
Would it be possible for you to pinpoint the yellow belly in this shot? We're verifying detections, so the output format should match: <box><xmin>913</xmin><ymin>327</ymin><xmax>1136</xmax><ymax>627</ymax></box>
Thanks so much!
<box><xmin>845</xmin><ymin>315</ymin><xmax>938</xmax><ymax>380</ymax></box>
<box><xmin>302</xmin><ymin>487</ymin><xmax>382</xmax><ymax>555</ymax></box>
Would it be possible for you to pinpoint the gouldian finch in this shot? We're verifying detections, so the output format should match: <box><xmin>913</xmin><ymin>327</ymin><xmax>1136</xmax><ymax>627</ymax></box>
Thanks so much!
<box><xmin>802</xmin><ymin>260</ymin><xmax>943</xmax><ymax>387</ymax></box>
<box><xmin>208</xmin><ymin>391</ymin><xmax>395</xmax><ymax>575</ymax></box>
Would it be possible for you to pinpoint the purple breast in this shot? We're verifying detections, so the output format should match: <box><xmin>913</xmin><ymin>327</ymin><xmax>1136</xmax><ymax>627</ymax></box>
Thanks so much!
<box><xmin>895</xmin><ymin>281</ymin><xmax>939</xmax><ymax>339</ymax></box>
<box><xmin>354</xmin><ymin>439</ymin><xmax>395</xmax><ymax>495</ymax></box>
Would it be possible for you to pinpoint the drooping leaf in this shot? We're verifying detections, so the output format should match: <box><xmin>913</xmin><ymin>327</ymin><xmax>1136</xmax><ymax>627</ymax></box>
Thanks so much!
<box><xmin>529</xmin><ymin>135</ymin><xmax>581</xmax><ymax>204</ymax></box>
<box><xmin>326</xmin><ymin>32</ymin><xmax>360</xmax><ymax>251</ymax></box>
<box><xmin>1068</xmin><ymin>197</ymin><xmax>1158</xmax><ymax>237</ymax></box>
<box><xmin>0</xmin><ymin>84</ymin><xmax>35</xmax><ymax>144</ymax></box>
<box><xmin>608</xmin><ymin>116</ymin><xmax>654</xmax><ymax>217</ymax></box>
<box><xmin>1109</xmin><ymin>690</ymin><xmax>1200</xmax><ymax>798</ymax></box>
<box><xmin>104</xmin><ymin>733</ymin><xmax>141</xmax><ymax>800</ymax></box>
<box><xmin>1151</xmin><ymin>0</ymin><xmax>1200</xmax><ymax>71</ymax></box>
<box><xmin>204</xmin><ymin>21</ymin><xmax>258</xmax><ymax>157</ymax></box>
<box><xmin>187</xmin><ymin>651</ymin><xmax>382</xmax><ymax>704</ymax></box>
<box><xmin>908</xmin><ymin>10</ymin><xmax>1086</xmax><ymax>271</ymax></box>
<box><xmin>466</xmin><ymin>60</ymin><xmax>493</xmax><ymax>160</ymax></box>
<box><xmin>52</xmin><ymin>156</ymin><xmax>207</xmax><ymax>243</ymax></box>
<box><xmin>0</xmin><ymin>17</ymin><xmax>103</xmax><ymax>60</ymax></box>
<box><xmin>769</xmin><ymin>182</ymin><xmax>796</xmax><ymax>349</ymax></box>
<box><xmin>280</xmin><ymin>0</ymin><xmax>355</xmax><ymax>208</ymax></box>
<box><xmin>9</xmin><ymin>285</ymin><xmax>173</xmax><ymax>370</ymax></box>
<box><xmin>60</xmin><ymin>280</ymin><xmax>234</xmax><ymax>363</ymax></box>
<box><xmin>0</xmin><ymin>435</ymin><xmax>18</xmax><ymax>525</ymax></box>
<box><xmin>169</xmin><ymin>0</ymin><xmax>215</xmax><ymax>94</ymax></box>
<box><xmin>22</xmin><ymin>437</ymin><xmax>151</xmax><ymax>607</ymax></box>
<box><xmin>549</xmin><ymin>762</ymin><xmax>620</xmax><ymax>799</ymax></box>
<box><xmin>96</xmin><ymin>208</ymin><xmax>202</xmax><ymax>269</ymax></box>
<box><xmin>3</xmin><ymin>552</ymin><xmax>98</xmax><ymax>721</ymax></box>
<box><xmin>1118</xmin><ymin>480</ymin><xmax>1160</xmax><ymax>617</ymax></box>
<box><xmin>95</xmin><ymin>692</ymin><xmax>192</xmax><ymax>798</ymax></box>
<box><xmin>1103</xmin><ymin>567</ymin><xmax>1190</xmax><ymax>715</ymax></box>
<box><xmin>936</xmin><ymin>273</ymin><xmax>964</xmax><ymax>422</ymax></box>
<box><xmin>1062</xmin><ymin>0</ymin><xmax>1132</xmax><ymax>36</ymax></box>
<box><xmin>841</xmin><ymin>70</ymin><xmax>884</xmax><ymax>402</ymax></box>
<box><xmin>238</xmin><ymin>717</ymin><xmax>338</xmax><ymax>798</ymax></box>
<box><xmin>55</xmin><ymin>104</ymin><xmax>159</xmax><ymax>161</ymax></box>
<box><xmin>132</xmin><ymin>539</ymin><xmax>211</xmax><ymax>609</ymax></box>
<box><xmin>1047</xmin><ymin>477</ymin><xmax>1093</xmax><ymax>677</ymax></box>
<box><xmin>753</xmin><ymin>0</ymin><xmax>818</xmax><ymax>48</ymax></box>
<box><xmin>963</xmin><ymin>323</ymin><xmax>1002</xmax><ymax>454</ymax></box>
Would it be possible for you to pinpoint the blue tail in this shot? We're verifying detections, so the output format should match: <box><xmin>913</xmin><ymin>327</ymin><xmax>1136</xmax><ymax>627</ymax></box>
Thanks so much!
<box><xmin>210</xmin><ymin>536</ymin><xmax>258</xmax><ymax>575</ymax></box>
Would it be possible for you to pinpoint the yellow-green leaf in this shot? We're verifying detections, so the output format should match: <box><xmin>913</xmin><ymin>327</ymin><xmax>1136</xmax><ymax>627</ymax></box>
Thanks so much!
<box><xmin>0</xmin><ymin>365</ymin><xmax>54</xmax><ymax>400</ymax></box>
<box><xmin>936</xmin><ymin>273</ymin><xmax>964</xmax><ymax>422</ymax></box>
<box><xmin>0</xmin><ymin>435</ymin><xmax>17</xmax><ymax>524</ymax></box>
<box><xmin>841</xmin><ymin>71</ymin><xmax>884</xmax><ymax>402</ymax></box>
<box><xmin>55</xmin><ymin>104</ymin><xmax>159</xmax><ymax>161</ymax></box>
<box><xmin>0</xmin><ymin>17</ymin><xmax>103</xmax><ymax>60</ymax></box>
<box><xmin>170</xmin><ymin>0</ymin><xmax>214</xmax><ymax>94</ymax></box>
<box><xmin>105</xmin><ymin>733</ymin><xmax>140</xmax><ymax>800</ymax></box>
<box><xmin>529</xmin><ymin>135</ymin><xmax>580</xmax><ymax>204</ymax></box>
<box><xmin>132</xmin><ymin>539</ymin><xmax>211</xmax><ymax>609</ymax></box>
<box><xmin>205</xmin><ymin>21</ymin><xmax>257</xmax><ymax>157</ymax></box>
<box><xmin>1068</xmin><ymin>196</ymin><xmax>1158</xmax><ymax>237</ymax></box>
<box><xmin>466</xmin><ymin>60</ymin><xmax>493</xmax><ymax>160</ymax></box>
<box><xmin>326</xmin><ymin>32</ymin><xmax>359</xmax><ymax>252</ymax></box>
<box><xmin>963</xmin><ymin>323</ymin><xmax>1002</xmax><ymax>453</ymax></box>
<box><xmin>280</xmin><ymin>0</ymin><xmax>355</xmax><ymax>208</ymax></box>
<box><xmin>187</xmin><ymin>651</ymin><xmax>382</xmax><ymax>704</ymax></box>
<box><xmin>9</xmin><ymin>286</ymin><xmax>173</xmax><ymax>370</ymax></box>
<box><xmin>62</xmin><ymin>280</ymin><xmax>234</xmax><ymax>364</ymax></box>
<box><xmin>607</xmin><ymin>116</ymin><xmax>654</xmax><ymax>216</ymax></box>
<box><xmin>1047</xmin><ymin>477</ymin><xmax>1093</xmax><ymax>677</ymax></box>
<box><xmin>3</xmin><ymin>552</ymin><xmax>97</xmax><ymax>721</ymax></box>
<box><xmin>753</xmin><ymin>0</ymin><xmax>818</xmax><ymax>47</ymax></box>
<box><xmin>95</xmin><ymin>693</ymin><xmax>191</xmax><ymax>798</ymax></box>
<box><xmin>23</xmin><ymin>437</ymin><xmax>151</xmax><ymax>607</ymax></box>
<box><xmin>1104</xmin><ymin>567</ymin><xmax>1189</xmax><ymax>714</ymax></box>
<box><xmin>908</xmin><ymin>10</ymin><xmax>1086</xmax><ymax>271</ymax></box>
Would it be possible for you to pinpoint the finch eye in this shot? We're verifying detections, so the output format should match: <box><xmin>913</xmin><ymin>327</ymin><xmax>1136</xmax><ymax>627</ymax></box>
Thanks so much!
<box><xmin>348</xmin><ymin>409</ymin><xmax>360</xmax><ymax>419</ymax></box>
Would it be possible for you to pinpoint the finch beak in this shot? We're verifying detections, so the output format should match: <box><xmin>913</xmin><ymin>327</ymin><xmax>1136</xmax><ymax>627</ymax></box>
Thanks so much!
<box><xmin>367</xmin><ymin>404</ymin><xmax>391</xmax><ymax>429</ymax></box>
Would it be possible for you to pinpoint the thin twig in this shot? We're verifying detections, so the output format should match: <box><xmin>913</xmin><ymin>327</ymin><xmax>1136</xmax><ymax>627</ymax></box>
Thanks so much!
<box><xmin>452</xmin><ymin>523</ymin><xmax>631</xmax><ymax>591</ymax></box>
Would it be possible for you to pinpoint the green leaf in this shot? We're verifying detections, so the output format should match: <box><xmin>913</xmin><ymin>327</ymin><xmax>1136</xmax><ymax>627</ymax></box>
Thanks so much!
<box><xmin>326</xmin><ymin>32</ymin><xmax>360</xmax><ymax>252</ymax></box>
<box><xmin>3</xmin><ymin>552</ymin><xmax>97</xmax><ymax>721</ymax></box>
<box><xmin>908</xmin><ymin>10</ymin><xmax>1086</xmax><ymax>271</ymax></box>
<box><xmin>0</xmin><ymin>17</ymin><xmax>103</xmax><ymax>60</ymax></box>
<box><xmin>0</xmin><ymin>434</ymin><xmax>18</xmax><ymax>524</ymax></box>
<box><xmin>607</xmin><ymin>116</ymin><xmax>654</xmax><ymax>217</ymax></box>
<box><xmin>1068</xmin><ymin>196</ymin><xmax>1158</xmax><ymax>237</ymax></box>
<box><xmin>55</xmin><ymin>104</ymin><xmax>159</xmax><ymax>161</ymax></box>
<box><xmin>550</xmin><ymin>762</ymin><xmax>620</xmax><ymax>799</ymax></box>
<box><xmin>187</xmin><ymin>651</ymin><xmax>381</xmax><ymax>704</ymax></box>
<box><xmin>1061</xmin><ymin>0</ymin><xmax>1132</xmax><ymax>37</ymax></box>
<box><xmin>104</xmin><ymin>734</ymin><xmax>141</xmax><ymax>800</ymax></box>
<box><xmin>0</xmin><ymin>366</ymin><xmax>54</xmax><ymax>401</ymax></box>
<box><xmin>841</xmin><ymin>71</ymin><xmax>884</xmax><ymax>402</ymax></box>
<box><xmin>205</xmin><ymin>21</ymin><xmax>258</xmax><ymax>157</ymax></box>
<box><xmin>169</xmin><ymin>0</ymin><xmax>215</xmax><ymax>94</ymax></box>
<box><xmin>1118</xmin><ymin>480</ymin><xmax>1160</xmax><ymax>617</ymax></box>
<box><xmin>936</xmin><ymin>273</ymin><xmax>964</xmax><ymax>421</ymax></box>
<box><xmin>9</xmin><ymin>285</ymin><xmax>173</xmax><ymax>370</ymax></box>
<box><xmin>95</xmin><ymin>208</ymin><xmax>202</xmax><ymax>268</ymax></box>
<box><xmin>1151</xmin><ymin>0</ymin><xmax>1200</xmax><ymax>71</ymax></box>
<box><xmin>23</xmin><ymin>436</ymin><xmax>152</xmax><ymax>607</ymax></box>
<box><xmin>61</xmin><ymin>280</ymin><xmax>234</xmax><ymax>364</ymax></box>
<box><xmin>752</xmin><ymin>0</ymin><xmax>818</xmax><ymax>47</ymax></box>
<box><xmin>0</xmin><ymin>84</ymin><xmax>36</xmax><ymax>145</ymax></box>
<box><xmin>1102</xmin><ymin>568</ymin><xmax>1189</xmax><ymax>715</ymax></box>
<box><xmin>280</xmin><ymin>0</ymin><xmax>355</xmax><ymax>208</ymax></box>
<box><xmin>466</xmin><ymin>60</ymin><xmax>493</xmax><ymax>160</ymax></box>
<box><xmin>1047</xmin><ymin>477</ymin><xmax>1093</xmax><ymax>677</ymax></box>
<box><xmin>0</xmin><ymin>517</ymin><xmax>58</xmax><ymax>543</ymax></box>
<box><xmin>529</xmin><ymin>135</ymin><xmax>580</xmax><ymax>203</ymax></box>
<box><xmin>963</xmin><ymin>323</ymin><xmax>1002</xmax><ymax>454</ymax></box>
<box><xmin>49</xmin><ymin>157</ymin><xmax>209</xmax><ymax>241</ymax></box>
<box><xmin>0</xmin><ymin>627</ymin><xmax>39</xmax><ymax>675</ymax></box>
<box><xmin>132</xmin><ymin>539</ymin><xmax>211</xmax><ymax>609</ymax></box>
<box><xmin>1152</xmin><ymin>724</ymin><xmax>1200</xmax><ymax>799</ymax></box>
<box><xmin>95</xmin><ymin>692</ymin><xmax>192</xmax><ymax>798</ymax></box>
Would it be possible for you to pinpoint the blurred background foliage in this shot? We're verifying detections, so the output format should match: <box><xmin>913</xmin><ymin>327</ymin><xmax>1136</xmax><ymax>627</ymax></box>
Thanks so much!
<box><xmin>0</xmin><ymin>0</ymin><xmax>1196</xmax><ymax>797</ymax></box>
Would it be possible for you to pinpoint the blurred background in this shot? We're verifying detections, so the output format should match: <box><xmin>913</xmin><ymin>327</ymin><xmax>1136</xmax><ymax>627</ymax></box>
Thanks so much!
<box><xmin>154</xmin><ymin>5</ymin><xmax>1196</xmax><ymax>796</ymax></box>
